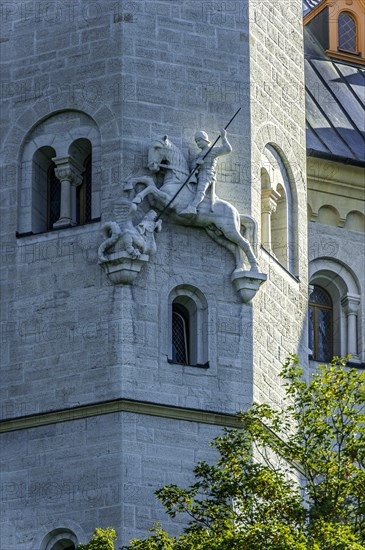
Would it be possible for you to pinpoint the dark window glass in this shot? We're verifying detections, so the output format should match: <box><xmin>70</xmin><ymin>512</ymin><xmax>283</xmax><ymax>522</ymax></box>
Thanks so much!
<box><xmin>172</xmin><ymin>304</ymin><xmax>189</xmax><ymax>364</ymax></box>
<box><xmin>309</xmin><ymin>286</ymin><xmax>333</xmax><ymax>362</ymax></box>
<box><xmin>338</xmin><ymin>12</ymin><xmax>357</xmax><ymax>52</ymax></box>
<box><xmin>76</xmin><ymin>154</ymin><xmax>92</xmax><ymax>225</ymax></box>
<box><xmin>51</xmin><ymin>542</ymin><xmax>75</xmax><ymax>550</ymax></box>
<box><xmin>47</xmin><ymin>163</ymin><xmax>60</xmax><ymax>229</ymax></box>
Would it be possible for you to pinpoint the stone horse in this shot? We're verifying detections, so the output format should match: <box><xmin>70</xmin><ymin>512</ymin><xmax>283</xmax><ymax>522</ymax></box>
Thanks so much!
<box><xmin>125</xmin><ymin>136</ymin><xmax>259</xmax><ymax>273</ymax></box>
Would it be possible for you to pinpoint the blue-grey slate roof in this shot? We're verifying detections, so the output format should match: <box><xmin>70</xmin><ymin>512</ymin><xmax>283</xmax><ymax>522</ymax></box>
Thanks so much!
<box><xmin>303</xmin><ymin>0</ymin><xmax>324</xmax><ymax>16</ymax></box>
<box><xmin>304</xmin><ymin>26</ymin><xmax>365</xmax><ymax>165</ymax></box>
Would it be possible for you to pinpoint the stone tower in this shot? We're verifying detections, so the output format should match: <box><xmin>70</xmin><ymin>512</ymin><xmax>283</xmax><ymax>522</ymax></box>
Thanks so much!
<box><xmin>0</xmin><ymin>1</ymin><xmax>307</xmax><ymax>547</ymax></box>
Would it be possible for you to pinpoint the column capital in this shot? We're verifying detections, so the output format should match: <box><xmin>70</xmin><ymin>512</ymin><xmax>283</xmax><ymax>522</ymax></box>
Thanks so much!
<box><xmin>261</xmin><ymin>188</ymin><xmax>281</xmax><ymax>215</ymax></box>
<box><xmin>341</xmin><ymin>293</ymin><xmax>360</xmax><ymax>315</ymax></box>
<box><xmin>52</xmin><ymin>155</ymin><xmax>84</xmax><ymax>187</ymax></box>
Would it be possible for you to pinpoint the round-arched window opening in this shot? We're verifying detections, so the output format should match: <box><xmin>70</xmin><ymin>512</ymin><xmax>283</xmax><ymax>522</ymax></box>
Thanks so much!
<box><xmin>309</xmin><ymin>285</ymin><xmax>333</xmax><ymax>362</ymax></box>
<box><xmin>338</xmin><ymin>12</ymin><xmax>357</xmax><ymax>53</ymax></box>
<box><xmin>172</xmin><ymin>302</ymin><xmax>190</xmax><ymax>365</ymax></box>
<box><xmin>41</xmin><ymin>529</ymin><xmax>78</xmax><ymax>550</ymax></box>
<box><xmin>168</xmin><ymin>286</ymin><xmax>209</xmax><ymax>368</ymax></box>
<box><xmin>51</xmin><ymin>541</ymin><xmax>76</xmax><ymax>550</ymax></box>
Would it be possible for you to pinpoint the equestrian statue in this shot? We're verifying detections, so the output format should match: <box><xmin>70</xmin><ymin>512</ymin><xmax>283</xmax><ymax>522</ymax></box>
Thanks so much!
<box><xmin>123</xmin><ymin>129</ymin><xmax>259</xmax><ymax>274</ymax></box>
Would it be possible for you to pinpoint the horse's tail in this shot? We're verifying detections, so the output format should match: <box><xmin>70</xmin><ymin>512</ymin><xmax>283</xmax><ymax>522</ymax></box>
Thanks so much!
<box><xmin>98</xmin><ymin>221</ymin><xmax>122</xmax><ymax>262</ymax></box>
<box><xmin>240</xmin><ymin>215</ymin><xmax>258</xmax><ymax>255</ymax></box>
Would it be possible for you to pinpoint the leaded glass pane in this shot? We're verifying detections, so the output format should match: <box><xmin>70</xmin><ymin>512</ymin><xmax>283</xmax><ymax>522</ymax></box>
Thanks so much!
<box><xmin>317</xmin><ymin>308</ymin><xmax>332</xmax><ymax>361</ymax></box>
<box><xmin>309</xmin><ymin>286</ymin><xmax>331</xmax><ymax>306</ymax></box>
<box><xmin>338</xmin><ymin>13</ymin><xmax>357</xmax><ymax>52</ymax></box>
<box><xmin>308</xmin><ymin>306</ymin><xmax>314</xmax><ymax>355</ymax></box>
<box><xmin>48</xmin><ymin>164</ymin><xmax>60</xmax><ymax>229</ymax></box>
<box><xmin>172</xmin><ymin>311</ymin><xmax>188</xmax><ymax>364</ymax></box>
<box><xmin>76</xmin><ymin>155</ymin><xmax>92</xmax><ymax>225</ymax></box>
<box><xmin>84</xmin><ymin>156</ymin><xmax>92</xmax><ymax>223</ymax></box>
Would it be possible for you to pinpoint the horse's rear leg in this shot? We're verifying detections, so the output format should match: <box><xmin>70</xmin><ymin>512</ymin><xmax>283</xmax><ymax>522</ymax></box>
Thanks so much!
<box><xmin>222</xmin><ymin>227</ymin><xmax>259</xmax><ymax>272</ymax></box>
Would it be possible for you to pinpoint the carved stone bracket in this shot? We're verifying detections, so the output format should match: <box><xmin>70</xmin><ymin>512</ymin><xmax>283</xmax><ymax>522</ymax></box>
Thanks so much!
<box><xmin>98</xmin><ymin>203</ymin><xmax>162</xmax><ymax>285</ymax></box>
<box><xmin>231</xmin><ymin>270</ymin><xmax>268</xmax><ymax>303</ymax></box>
<box><xmin>99</xmin><ymin>251</ymin><xmax>150</xmax><ymax>285</ymax></box>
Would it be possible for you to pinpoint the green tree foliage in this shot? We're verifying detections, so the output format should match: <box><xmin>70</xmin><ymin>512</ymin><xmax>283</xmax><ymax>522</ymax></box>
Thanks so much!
<box><xmin>77</xmin><ymin>527</ymin><xmax>117</xmax><ymax>550</ymax></box>
<box><xmin>121</xmin><ymin>357</ymin><xmax>365</xmax><ymax>550</ymax></box>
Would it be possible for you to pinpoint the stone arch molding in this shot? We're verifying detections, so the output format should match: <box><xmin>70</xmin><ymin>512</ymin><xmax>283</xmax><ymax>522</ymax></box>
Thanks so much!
<box><xmin>162</xmin><ymin>283</ymin><xmax>210</xmax><ymax>367</ymax></box>
<box><xmin>3</xmin><ymin>103</ymin><xmax>119</xmax><ymax>163</ymax></box>
<box><xmin>30</xmin><ymin>520</ymin><xmax>86</xmax><ymax>550</ymax></box>
<box><xmin>309</xmin><ymin>257</ymin><xmax>361</xmax><ymax>361</ymax></box>
<box><xmin>259</xmin><ymin>139</ymin><xmax>299</xmax><ymax>275</ymax></box>
<box><xmin>17</xmin><ymin>109</ymin><xmax>105</xmax><ymax>234</ymax></box>
<box><xmin>254</xmin><ymin>123</ymin><xmax>304</xmax><ymax>190</ymax></box>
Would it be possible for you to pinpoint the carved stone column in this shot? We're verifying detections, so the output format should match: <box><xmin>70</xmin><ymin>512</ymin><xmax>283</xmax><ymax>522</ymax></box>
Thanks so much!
<box><xmin>52</xmin><ymin>156</ymin><xmax>84</xmax><ymax>229</ymax></box>
<box><xmin>261</xmin><ymin>188</ymin><xmax>280</xmax><ymax>251</ymax></box>
<box><xmin>341</xmin><ymin>294</ymin><xmax>360</xmax><ymax>360</ymax></box>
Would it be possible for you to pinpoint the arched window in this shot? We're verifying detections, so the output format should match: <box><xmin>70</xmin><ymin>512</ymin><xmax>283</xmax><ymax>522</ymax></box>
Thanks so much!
<box><xmin>338</xmin><ymin>12</ymin><xmax>357</xmax><ymax>53</ymax></box>
<box><xmin>172</xmin><ymin>302</ymin><xmax>189</xmax><ymax>364</ymax></box>
<box><xmin>309</xmin><ymin>259</ymin><xmax>362</xmax><ymax>364</ymax></box>
<box><xmin>41</xmin><ymin>528</ymin><xmax>77</xmax><ymax>550</ymax></box>
<box><xmin>309</xmin><ymin>285</ymin><xmax>333</xmax><ymax>362</ymax></box>
<box><xmin>168</xmin><ymin>286</ymin><xmax>209</xmax><ymax>367</ymax></box>
<box><xmin>18</xmin><ymin>110</ymin><xmax>101</xmax><ymax>235</ymax></box>
<box><xmin>260</xmin><ymin>145</ymin><xmax>297</xmax><ymax>273</ymax></box>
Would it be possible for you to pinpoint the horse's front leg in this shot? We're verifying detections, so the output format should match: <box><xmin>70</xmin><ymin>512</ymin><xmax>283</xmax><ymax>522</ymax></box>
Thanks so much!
<box><xmin>124</xmin><ymin>176</ymin><xmax>155</xmax><ymax>204</ymax></box>
<box><xmin>133</xmin><ymin>185</ymin><xmax>170</xmax><ymax>205</ymax></box>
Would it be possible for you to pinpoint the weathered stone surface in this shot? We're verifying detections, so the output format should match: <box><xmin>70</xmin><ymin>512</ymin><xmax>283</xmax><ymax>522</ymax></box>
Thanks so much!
<box><xmin>0</xmin><ymin>0</ymin><xmax>310</xmax><ymax>547</ymax></box>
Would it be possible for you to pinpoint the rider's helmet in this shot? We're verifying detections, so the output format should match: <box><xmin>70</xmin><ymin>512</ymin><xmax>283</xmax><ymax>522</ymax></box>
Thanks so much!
<box><xmin>194</xmin><ymin>131</ymin><xmax>210</xmax><ymax>144</ymax></box>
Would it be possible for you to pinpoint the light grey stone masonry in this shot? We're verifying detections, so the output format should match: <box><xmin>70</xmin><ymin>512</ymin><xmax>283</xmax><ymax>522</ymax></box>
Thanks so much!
<box><xmin>1</xmin><ymin>0</ymin><xmax>308</xmax><ymax>545</ymax></box>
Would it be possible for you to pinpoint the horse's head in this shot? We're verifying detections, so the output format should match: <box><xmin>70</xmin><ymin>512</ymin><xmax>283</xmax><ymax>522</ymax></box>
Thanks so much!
<box><xmin>148</xmin><ymin>135</ymin><xmax>170</xmax><ymax>172</ymax></box>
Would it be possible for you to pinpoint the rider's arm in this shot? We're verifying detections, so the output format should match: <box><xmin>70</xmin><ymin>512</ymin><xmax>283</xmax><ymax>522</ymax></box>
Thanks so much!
<box><xmin>215</xmin><ymin>128</ymin><xmax>232</xmax><ymax>157</ymax></box>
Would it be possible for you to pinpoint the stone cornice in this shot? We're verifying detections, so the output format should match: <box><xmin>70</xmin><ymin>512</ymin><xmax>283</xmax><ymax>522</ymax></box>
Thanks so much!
<box><xmin>0</xmin><ymin>399</ymin><xmax>245</xmax><ymax>434</ymax></box>
<box><xmin>0</xmin><ymin>399</ymin><xmax>305</xmax><ymax>475</ymax></box>
<box><xmin>307</xmin><ymin>158</ymin><xmax>365</xmax><ymax>195</ymax></box>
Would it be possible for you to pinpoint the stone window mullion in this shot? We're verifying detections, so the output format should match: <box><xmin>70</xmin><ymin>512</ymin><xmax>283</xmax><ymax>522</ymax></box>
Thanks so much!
<box><xmin>52</xmin><ymin>156</ymin><xmax>84</xmax><ymax>229</ymax></box>
<box><xmin>341</xmin><ymin>294</ymin><xmax>360</xmax><ymax>360</ymax></box>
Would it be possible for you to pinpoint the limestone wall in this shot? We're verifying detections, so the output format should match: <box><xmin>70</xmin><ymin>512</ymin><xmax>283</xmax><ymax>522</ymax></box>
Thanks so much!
<box><xmin>1</xmin><ymin>0</ymin><xmax>309</xmax><ymax>546</ymax></box>
<box><xmin>248</xmin><ymin>1</ymin><xmax>308</xmax><ymax>401</ymax></box>
<box><xmin>1</xmin><ymin>413</ymin><xmax>222</xmax><ymax>547</ymax></box>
